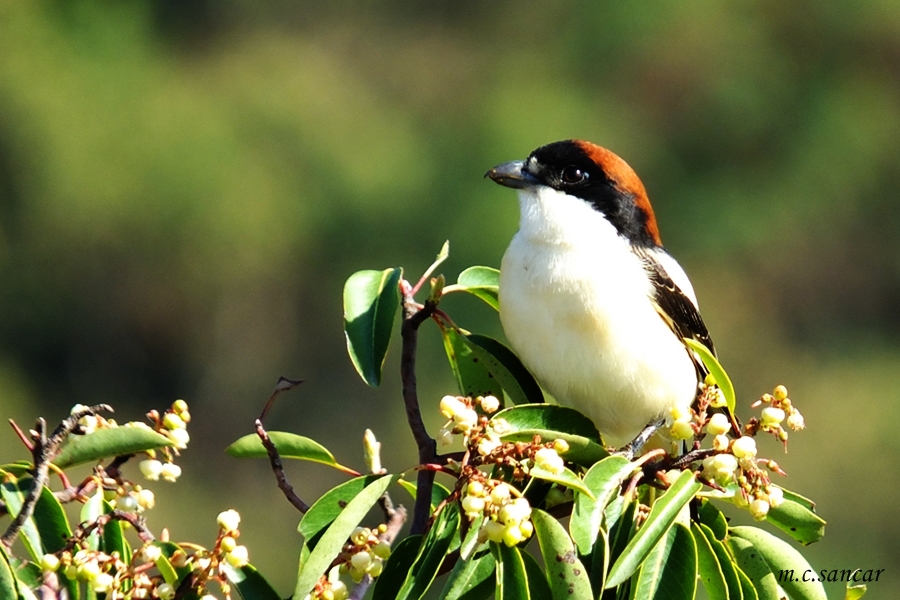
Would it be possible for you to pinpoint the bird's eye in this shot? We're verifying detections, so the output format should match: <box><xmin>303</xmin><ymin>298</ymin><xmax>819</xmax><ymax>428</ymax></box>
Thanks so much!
<box><xmin>561</xmin><ymin>166</ymin><xmax>588</xmax><ymax>185</ymax></box>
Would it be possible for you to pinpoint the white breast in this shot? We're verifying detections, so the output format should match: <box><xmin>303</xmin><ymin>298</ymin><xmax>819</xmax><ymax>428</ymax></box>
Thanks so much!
<box><xmin>498</xmin><ymin>186</ymin><xmax>697</xmax><ymax>447</ymax></box>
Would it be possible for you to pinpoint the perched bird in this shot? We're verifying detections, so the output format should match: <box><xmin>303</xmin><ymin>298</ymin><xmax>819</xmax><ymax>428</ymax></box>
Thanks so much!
<box><xmin>486</xmin><ymin>140</ymin><xmax>715</xmax><ymax>448</ymax></box>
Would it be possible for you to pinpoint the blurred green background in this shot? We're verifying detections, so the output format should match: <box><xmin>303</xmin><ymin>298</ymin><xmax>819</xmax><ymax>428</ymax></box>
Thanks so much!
<box><xmin>2</xmin><ymin>1</ymin><xmax>899</xmax><ymax>597</ymax></box>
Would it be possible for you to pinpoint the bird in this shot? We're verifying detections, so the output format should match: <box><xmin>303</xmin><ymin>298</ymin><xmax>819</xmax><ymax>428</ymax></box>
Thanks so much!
<box><xmin>485</xmin><ymin>139</ymin><xmax>716</xmax><ymax>449</ymax></box>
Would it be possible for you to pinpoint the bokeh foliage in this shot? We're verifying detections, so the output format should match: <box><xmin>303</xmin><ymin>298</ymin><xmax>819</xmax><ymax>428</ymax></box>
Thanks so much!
<box><xmin>1</xmin><ymin>1</ymin><xmax>899</xmax><ymax>596</ymax></box>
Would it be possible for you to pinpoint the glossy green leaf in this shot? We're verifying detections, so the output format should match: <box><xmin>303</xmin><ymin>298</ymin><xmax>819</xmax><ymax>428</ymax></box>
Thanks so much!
<box><xmin>700</xmin><ymin>523</ymin><xmax>744</xmax><ymax>600</ymax></box>
<box><xmin>458</xmin><ymin>513</ymin><xmax>485</xmax><ymax>561</ymax></box>
<box><xmin>698</xmin><ymin>499</ymin><xmax>729</xmax><ymax>540</ymax></box>
<box><xmin>726</xmin><ymin>536</ymin><xmax>779</xmax><ymax>600</ymax></box>
<box><xmin>684</xmin><ymin>338</ymin><xmax>736</xmax><ymax>414</ymax></box>
<box><xmin>730</xmin><ymin>526</ymin><xmax>827</xmax><ymax>600</ymax></box>
<box><xmin>493</xmin><ymin>404</ymin><xmax>608</xmax><ymax>466</ymax></box>
<box><xmin>372</xmin><ymin>535</ymin><xmax>423</xmax><ymax>600</ymax></box>
<box><xmin>532</xmin><ymin>509</ymin><xmax>592</xmax><ymax>598</ymax></box>
<box><xmin>463</xmin><ymin>334</ymin><xmax>544</xmax><ymax>405</ymax></box>
<box><xmin>226</xmin><ymin>432</ymin><xmax>342</xmax><ymax>469</ymax></box>
<box><xmin>397</xmin><ymin>478</ymin><xmax>451</xmax><ymax>514</ymax></box>
<box><xmin>521</xmin><ymin>550</ymin><xmax>554</xmax><ymax>599</ymax></box>
<box><xmin>735</xmin><ymin>565</ymin><xmax>761</xmax><ymax>600</ymax></box>
<box><xmin>692</xmin><ymin>522</ymin><xmax>729</xmax><ymax>600</ymax></box>
<box><xmin>492</xmin><ymin>543</ymin><xmax>530</xmax><ymax>600</ymax></box>
<box><xmin>1</xmin><ymin>477</ymin><xmax>43</xmax><ymax>561</ymax></box>
<box><xmin>441</xmin><ymin>550</ymin><xmax>495</xmax><ymax>600</ymax></box>
<box><xmin>343</xmin><ymin>267</ymin><xmax>402</xmax><ymax>387</ymax></box>
<box><xmin>396</xmin><ymin>504</ymin><xmax>460</xmax><ymax>599</ymax></box>
<box><xmin>441</xmin><ymin>327</ymin><xmax>504</xmax><ymax>400</ymax></box>
<box><xmin>155</xmin><ymin>549</ymin><xmax>180</xmax><ymax>586</ymax></box>
<box><xmin>570</xmin><ymin>455</ymin><xmax>633</xmax><ymax>554</ymax></box>
<box><xmin>605</xmin><ymin>470</ymin><xmax>701</xmax><ymax>588</ymax></box>
<box><xmin>845</xmin><ymin>582</ymin><xmax>867</xmax><ymax>600</ymax></box>
<box><xmin>0</xmin><ymin>462</ymin><xmax>33</xmax><ymax>478</ymax></box>
<box><xmin>33</xmin><ymin>484</ymin><xmax>72</xmax><ymax>554</ymax></box>
<box><xmin>588</xmin><ymin>524</ymin><xmax>609</xmax><ymax>595</ymax></box>
<box><xmin>11</xmin><ymin>557</ymin><xmax>41</xmax><ymax>593</ymax></box>
<box><xmin>529</xmin><ymin>465</ymin><xmax>594</xmax><ymax>499</ymax></box>
<box><xmin>605</xmin><ymin>496</ymin><xmax>637</xmax><ymax>569</ymax></box>
<box><xmin>765</xmin><ymin>488</ymin><xmax>826</xmax><ymax>545</ymax></box>
<box><xmin>632</xmin><ymin>522</ymin><xmax>697</xmax><ymax>600</ymax></box>
<box><xmin>223</xmin><ymin>563</ymin><xmax>282</xmax><ymax>600</ymax></box>
<box><xmin>53</xmin><ymin>427</ymin><xmax>173</xmax><ymax>469</ymax></box>
<box><xmin>454</xmin><ymin>266</ymin><xmax>500</xmax><ymax>310</ymax></box>
<box><xmin>298</xmin><ymin>474</ymin><xmax>385</xmax><ymax>548</ymax></box>
<box><xmin>294</xmin><ymin>474</ymin><xmax>398</xmax><ymax>599</ymax></box>
<box><xmin>80</xmin><ymin>488</ymin><xmax>105</xmax><ymax>551</ymax></box>
<box><xmin>0</xmin><ymin>546</ymin><xmax>18</xmax><ymax>600</ymax></box>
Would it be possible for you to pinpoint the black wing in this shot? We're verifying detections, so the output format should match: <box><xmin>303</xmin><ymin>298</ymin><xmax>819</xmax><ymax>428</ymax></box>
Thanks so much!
<box><xmin>638</xmin><ymin>251</ymin><xmax>716</xmax><ymax>357</ymax></box>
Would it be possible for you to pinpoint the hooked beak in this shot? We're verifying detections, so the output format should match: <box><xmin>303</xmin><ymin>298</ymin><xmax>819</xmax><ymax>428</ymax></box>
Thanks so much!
<box><xmin>485</xmin><ymin>160</ymin><xmax>539</xmax><ymax>189</ymax></box>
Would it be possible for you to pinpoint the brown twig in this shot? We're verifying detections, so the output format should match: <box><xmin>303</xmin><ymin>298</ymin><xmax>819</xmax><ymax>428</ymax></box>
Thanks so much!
<box><xmin>400</xmin><ymin>288</ymin><xmax>439</xmax><ymax>535</ymax></box>
<box><xmin>1</xmin><ymin>404</ymin><xmax>113</xmax><ymax>549</ymax></box>
<box><xmin>255</xmin><ymin>418</ymin><xmax>310</xmax><ymax>513</ymax></box>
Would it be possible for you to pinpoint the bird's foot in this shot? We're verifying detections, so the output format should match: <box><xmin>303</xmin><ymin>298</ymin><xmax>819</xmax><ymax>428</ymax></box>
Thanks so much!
<box><xmin>614</xmin><ymin>418</ymin><xmax>666</xmax><ymax>461</ymax></box>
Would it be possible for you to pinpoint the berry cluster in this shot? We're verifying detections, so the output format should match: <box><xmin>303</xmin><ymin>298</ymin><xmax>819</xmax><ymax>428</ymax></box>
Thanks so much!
<box><xmin>304</xmin><ymin>525</ymin><xmax>392</xmax><ymax>600</ymax></box>
<box><xmin>138</xmin><ymin>399</ymin><xmax>192</xmax><ymax>483</ymax></box>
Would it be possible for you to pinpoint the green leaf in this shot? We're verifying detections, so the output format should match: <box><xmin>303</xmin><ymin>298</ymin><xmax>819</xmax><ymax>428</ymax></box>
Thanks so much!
<box><xmin>726</xmin><ymin>535</ymin><xmax>779</xmax><ymax>600</ymax></box>
<box><xmin>521</xmin><ymin>550</ymin><xmax>554</xmax><ymax>599</ymax></box>
<box><xmin>570</xmin><ymin>455</ymin><xmax>634</xmax><ymax>554</ymax></box>
<box><xmin>441</xmin><ymin>550</ymin><xmax>496</xmax><ymax>600</ymax></box>
<box><xmin>765</xmin><ymin>488</ymin><xmax>826</xmax><ymax>545</ymax></box>
<box><xmin>463</xmin><ymin>335</ymin><xmax>544</xmax><ymax>405</ymax></box>
<box><xmin>343</xmin><ymin>268</ymin><xmax>402</xmax><ymax>387</ymax></box>
<box><xmin>1</xmin><ymin>476</ymin><xmax>43</xmax><ymax>561</ymax></box>
<box><xmin>588</xmin><ymin>525</ymin><xmax>609</xmax><ymax>595</ymax></box>
<box><xmin>492</xmin><ymin>543</ymin><xmax>530</xmax><ymax>600</ymax></box>
<box><xmin>605</xmin><ymin>496</ymin><xmax>637</xmax><ymax>569</ymax></box>
<box><xmin>80</xmin><ymin>488</ymin><xmax>105</xmax><ymax>551</ymax></box>
<box><xmin>155</xmin><ymin>549</ymin><xmax>180</xmax><ymax>586</ymax></box>
<box><xmin>0</xmin><ymin>462</ymin><xmax>33</xmax><ymax>478</ymax></box>
<box><xmin>298</xmin><ymin>475</ymin><xmax>385</xmax><ymax>548</ymax></box>
<box><xmin>691</xmin><ymin>522</ymin><xmax>729</xmax><ymax>600</ymax></box>
<box><xmin>698</xmin><ymin>499</ymin><xmax>729</xmax><ymax>540</ymax></box>
<box><xmin>0</xmin><ymin>546</ymin><xmax>19</xmax><ymax>600</ymax></box>
<box><xmin>529</xmin><ymin>465</ymin><xmax>594</xmax><ymax>499</ymax></box>
<box><xmin>845</xmin><ymin>582</ymin><xmax>867</xmax><ymax>600</ymax></box>
<box><xmin>454</xmin><ymin>267</ymin><xmax>500</xmax><ymax>310</ymax></box>
<box><xmin>225</xmin><ymin>432</ymin><xmax>343</xmax><ymax>469</ymax></box>
<box><xmin>397</xmin><ymin>478</ymin><xmax>451</xmax><ymax>514</ymax></box>
<box><xmin>632</xmin><ymin>522</ymin><xmax>697</xmax><ymax>600</ymax></box>
<box><xmin>441</xmin><ymin>327</ymin><xmax>504</xmax><ymax>400</ymax></box>
<box><xmin>532</xmin><ymin>509</ymin><xmax>593</xmax><ymax>598</ymax></box>
<box><xmin>294</xmin><ymin>474</ymin><xmax>398</xmax><ymax>599</ymax></box>
<box><xmin>493</xmin><ymin>404</ymin><xmax>608</xmax><ymax>466</ymax></box>
<box><xmin>372</xmin><ymin>535</ymin><xmax>423</xmax><ymax>600</ymax></box>
<box><xmin>699</xmin><ymin>523</ymin><xmax>744</xmax><ymax>600</ymax></box>
<box><xmin>605</xmin><ymin>470</ymin><xmax>701</xmax><ymax>589</ymax></box>
<box><xmin>458</xmin><ymin>513</ymin><xmax>485</xmax><ymax>561</ymax></box>
<box><xmin>735</xmin><ymin>565</ymin><xmax>761</xmax><ymax>600</ymax></box>
<box><xmin>730</xmin><ymin>526</ymin><xmax>827</xmax><ymax>600</ymax></box>
<box><xmin>396</xmin><ymin>504</ymin><xmax>461</xmax><ymax>599</ymax></box>
<box><xmin>684</xmin><ymin>338</ymin><xmax>736</xmax><ymax>414</ymax></box>
<box><xmin>53</xmin><ymin>427</ymin><xmax>173</xmax><ymax>469</ymax></box>
<box><xmin>223</xmin><ymin>564</ymin><xmax>282</xmax><ymax>600</ymax></box>
<box><xmin>33</xmin><ymin>484</ymin><xmax>72</xmax><ymax>554</ymax></box>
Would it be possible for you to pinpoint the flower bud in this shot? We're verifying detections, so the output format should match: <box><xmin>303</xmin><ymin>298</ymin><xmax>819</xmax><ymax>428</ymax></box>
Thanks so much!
<box><xmin>162</xmin><ymin>413</ymin><xmax>186</xmax><ymax>431</ymax></box>
<box><xmin>787</xmin><ymin>410</ymin><xmax>805</xmax><ymax>431</ymax></box>
<box><xmin>731</xmin><ymin>436</ymin><xmax>757</xmax><ymax>459</ymax></box>
<box><xmin>480</xmin><ymin>395</ymin><xmax>500</xmax><ymax>414</ymax></box>
<box><xmin>91</xmin><ymin>573</ymin><xmax>114</xmax><ymax>593</ymax></box>
<box><xmin>466</xmin><ymin>481</ymin><xmax>485</xmax><ymax>497</ymax></box>
<box><xmin>482</xmin><ymin>520</ymin><xmax>505</xmax><ymax>543</ymax></box>
<box><xmin>363</xmin><ymin>429</ymin><xmax>384</xmax><ymax>474</ymax></box>
<box><xmin>117</xmin><ymin>494</ymin><xmax>138</xmax><ymax>513</ymax></box>
<box><xmin>440</xmin><ymin>395</ymin><xmax>465</xmax><ymax>419</ymax></box>
<box><xmin>167</xmin><ymin>428</ymin><xmax>190</xmax><ymax>449</ymax></box>
<box><xmin>706</xmin><ymin>413</ymin><xmax>730</xmax><ymax>436</ymax></box>
<box><xmin>670</xmin><ymin>419</ymin><xmax>694</xmax><ymax>441</ymax></box>
<box><xmin>156</xmin><ymin>583</ymin><xmax>176</xmax><ymax>600</ymax></box>
<box><xmin>137</xmin><ymin>488</ymin><xmax>156</xmax><ymax>510</ymax></box>
<box><xmin>217</xmin><ymin>509</ymin><xmax>241</xmax><ymax>533</ymax></box>
<box><xmin>749</xmin><ymin>498</ymin><xmax>770</xmax><ymax>520</ymax></box>
<box><xmin>349</xmin><ymin>551</ymin><xmax>372</xmax><ymax>571</ymax></box>
<box><xmin>40</xmin><ymin>554</ymin><xmax>60</xmax><ymax>572</ymax></box>
<box><xmin>160</xmin><ymin>462</ymin><xmax>182</xmax><ymax>482</ymax></box>
<box><xmin>490</xmin><ymin>483</ymin><xmax>511</xmax><ymax>505</ymax></box>
<box><xmin>768</xmin><ymin>486</ymin><xmax>784</xmax><ymax>508</ymax></box>
<box><xmin>709</xmin><ymin>388</ymin><xmax>727</xmax><ymax>408</ymax></box>
<box><xmin>221</xmin><ymin>536</ymin><xmax>237</xmax><ymax>552</ymax></box>
<box><xmin>225</xmin><ymin>545</ymin><xmax>249</xmax><ymax>568</ymax></box>
<box><xmin>761</xmin><ymin>407</ymin><xmax>785</xmax><ymax>427</ymax></box>
<box><xmin>372</xmin><ymin>541</ymin><xmax>392</xmax><ymax>560</ymax></box>
<box><xmin>712</xmin><ymin>434</ymin><xmax>730</xmax><ymax>452</ymax></box>
<box><xmin>773</xmin><ymin>385</ymin><xmax>788</xmax><ymax>402</ymax></box>
<box><xmin>140</xmin><ymin>544</ymin><xmax>162</xmax><ymax>563</ymax></box>
<box><xmin>552</xmin><ymin>439</ymin><xmax>570</xmax><ymax>454</ymax></box>
<box><xmin>172</xmin><ymin>399</ymin><xmax>189</xmax><ymax>414</ymax></box>
<box><xmin>477</xmin><ymin>436</ymin><xmax>501</xmax><ymax>456</ymax></box>
<box><xmin>461</xmin><ymin>495</ymin><xmax>486</xmax><ymax>517</ymax></box>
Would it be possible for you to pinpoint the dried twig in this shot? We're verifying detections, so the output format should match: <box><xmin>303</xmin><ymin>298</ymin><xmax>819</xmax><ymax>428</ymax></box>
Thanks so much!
<box><xmin>255</xmin><ymin>418</ymin><xmax>310</xmax><ymax>513</ymax></box>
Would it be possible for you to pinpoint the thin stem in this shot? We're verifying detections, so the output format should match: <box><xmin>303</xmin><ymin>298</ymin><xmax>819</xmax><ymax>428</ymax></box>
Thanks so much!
<box><xmin>400</xmin><ymin>290</ymin><xmax>438</xmax><ymax>535</ymax></box>
<box><xmin>255</xmin><ymin>418</ymin><xmax>310</xmax><ymax>513</ymax></box>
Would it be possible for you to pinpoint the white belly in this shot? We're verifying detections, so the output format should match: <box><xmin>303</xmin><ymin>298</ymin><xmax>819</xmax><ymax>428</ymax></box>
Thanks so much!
<box><xmin>499</xmin><ymin>219</ymin><xmax>697</xmax><ymax>447</ymax></box>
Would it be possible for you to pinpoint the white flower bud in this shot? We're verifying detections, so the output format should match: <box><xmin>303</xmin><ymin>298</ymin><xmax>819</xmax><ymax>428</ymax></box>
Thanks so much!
<box><xmin>350</xmin><ymin>551</ymin><xmax>372</xmax><ymax>571</ymax></box>
<box><xmin>225</xmin><ymin>545</ymin><xmax>249</xmax><ymax>567</ymax></box>
<box><xmin>116</xmin><ymin>494</ymin><xmax>138</xmax><ymax>513</ymax></box>
<box><xmin>767</xmin><ymin>486</ymin><xmax>784</xmax><ymax>508</ymax></box>
<box><xmin>440</xmin><ymin>395</ymin><xmax>465</xmax><ymax>419</ymax></box>
<box><xmin>217</xmin><ymin>509</ymin><xmax>241</xmax><ymax>533</ymax></box>
<box><xmin>91</xmin><ymin>572</ymin><xmax>114</xmax><ymax>593</ymax></box>
<box><xmin>137</xmin><ymin>488</ymin><xmax>155</xmax><ymax>510</ymax></box>
<box><xmin>466</xmin><ymin>481</ymin><xmax>485</xmax><ymax>497</ymax></box>
<box><xmin>670</xmin><ymin>420</ymin><xmax>694</xmax><ymax>441</ymax></box>
<box><xmin>461</xmin><ymin>495</ymin><xmax>486</xmax><ymax>517</ymax></box>
<box><xmin>709</xmin><ymin>388</ymin><xmax>727</xmax><ymax>408</ymax></box>
<box><xmin>787</xmin><ymin>410</ymin><xmax>805</xmax><ymax>431</ymax></box>
<box><xmin>731</xmin><ymin>436</ymin><xmax>757</xmax><ymax>459</ymax></box>
<box><xmin>140</xmin><ymin>544</ymin><xmax>162</xmax><ymax>563</ymax></box>
<box><xmin>482</xmin><ymin>520</ymin><xmax>505</xmax><ymax>543</ymax></box>
<box><xmin>160</xmin><ymin>463</ymin><xmax>182</xmax><ymax>482</ymax></box>
<box><xmin>453</xmin><ymin>407</ymin><xmax>479</xmax><ymax>431</ymax></box>
<box><xmin>477</xmin><ymin>436</ymin><xmax>501</xmax><ymax>456</ymax></box>
<box><xmin>490</xmin><ymin>483</ymin><xmax>511</xmax><ymax>505</ymax></box>
<box><xmin>437</xmin><ymin>425</ymin><xmax>455</xmax><ymax>447</ymax></box>
<box><xmin>167</xmin><ymin>427</ymin><xmax>190</xmax><ymax>449</ymax></box>
<box><xmin>706</xmin><ymin>413</ymin><xmax>730</xmax><ymax>436</ymax></box>
<box><xmin>533</xmin><ymin>447</ymin><xmax>564</xmax><ymax>474</ymax></box>
<box><xmin>479</xmin><ymin>395</ymin><xmax>500</xmax><ymax>414</ymax></box>
<box><xmin>156</xmin><ymin>583</ymin><xmax>176</xmax><ymax>600</ymax></box>
<box><xmin>749</xmin><ymin>498</ymin><xmax>770</xmax><ymax>520</ymax></box>
<box><xmin>761</xmin><ymin>407</ymin><xmax>785</xmax><ymax>427</ymax></box>
<box><xmin>501</xmin><ymin>522</ymin><xmax>525</xmax><ymax>546</ymax></box>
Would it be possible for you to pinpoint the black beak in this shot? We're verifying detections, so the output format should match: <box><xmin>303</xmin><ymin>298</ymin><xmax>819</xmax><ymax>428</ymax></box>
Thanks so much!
<box><xmin>485</xmin><ymin>160</ymin><xmax>539</xmax><ymax>189</ymax></box>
